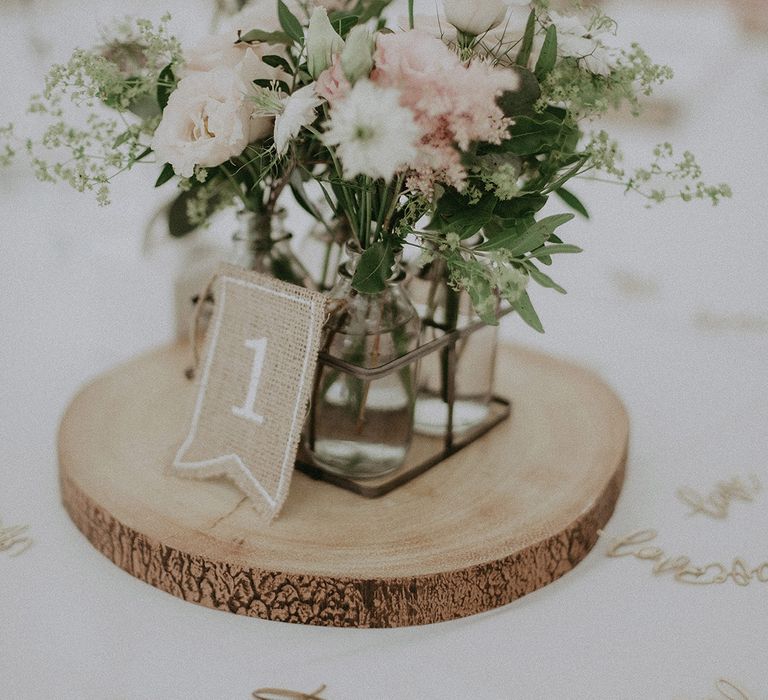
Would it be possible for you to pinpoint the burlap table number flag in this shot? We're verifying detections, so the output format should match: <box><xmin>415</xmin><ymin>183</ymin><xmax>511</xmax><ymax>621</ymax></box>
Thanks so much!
<box><xmin>173</xmin><ymin>263</ymin><xmax>328</xmax><ymax>522</ymax></box>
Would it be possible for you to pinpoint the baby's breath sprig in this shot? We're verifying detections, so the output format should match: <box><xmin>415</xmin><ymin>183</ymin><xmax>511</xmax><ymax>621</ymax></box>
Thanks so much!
<box><xmin>583</xmin><ymin>134</ymin><xmax>732</xmax><ymax>206</ymax></box>
<box><xmin>19</xmin><ymin>15</ymin><xmax>180</xmax><ymax>205</ymax></box>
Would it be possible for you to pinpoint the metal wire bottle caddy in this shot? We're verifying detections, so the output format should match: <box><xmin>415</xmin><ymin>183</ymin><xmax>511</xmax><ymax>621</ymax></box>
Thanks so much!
<box><xmin>296</xmin><ymin>305</ymin><xmax>514</xmax><ymax>497</ymax></box>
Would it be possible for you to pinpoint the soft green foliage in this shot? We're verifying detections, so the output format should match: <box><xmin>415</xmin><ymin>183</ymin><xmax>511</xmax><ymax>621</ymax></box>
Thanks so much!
<box><xmin>539</xmin><ymin>45</ymin><xmax>673</xmax><ymax>120</ymax></box>
<box><xmin>21</xmin><ymin>15</ymin><xmax>180</xmax><ymax>204</ymax></box>
<box><xmin>0</xmin><ymin>124</ymin><xmax>16</xmax><ymax>167</ymax></box>
<box><xmin>5</xmin><ymin>0</ymin><xmax>730</xmax><ymax>334</ymax></box>
<box><xmin>585</xmin><ymin>134</ymin><xmax>732</xmax><ymax>206</ymax></box>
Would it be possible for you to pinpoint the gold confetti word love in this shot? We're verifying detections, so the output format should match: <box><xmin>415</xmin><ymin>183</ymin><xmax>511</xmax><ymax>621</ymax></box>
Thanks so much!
<box><xmin>677</xmin><ymin>474</ymin><xmax>762</xmax><ymax>519</ymax></box>
<box><xmin>704</xmin><ymin>679</ymin><xmax>753</xmax><ymax>700</ymax></box>
<box><xmin>604</xmin><ymin>529</ymin><xmax>768</xmax><ymax>586</ymax></box>
<box><xmin>0</xmin><ymin>517</ymin><xmax>32</xmax><ymax>557</ymax></box>
<box><xmin>253</xmin><ymin>685</ymin><xmax>326</xmax><ymax>700</ymax></box>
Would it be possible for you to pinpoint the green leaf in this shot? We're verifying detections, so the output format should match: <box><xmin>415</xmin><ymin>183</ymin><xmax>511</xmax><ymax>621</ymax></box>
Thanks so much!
<box><xmin>516</xmin><ymin>9</ymin><xmax>536</xmax><ymax>67</ymax></box>
<box><xmin>112</xmin><ymin>130</ymin><xmax>132</xmax><ymax>149</ymax></box>
<box><xmin>543</xmin><ymin>155</ymin><xmax>589</xmax><ymax>193</ymax></box>
<box><xmin>155</xmin><ymin>163</ymin><xmax>175</xmax><ymax>188</ymax></box>
<box><xmin>446</xmin><ymin>255</ymin><xmax>497</xmax><ymax>325</ymax></box>
<box><xmin>167</xmin><ymin>190</ymin><xmax>198</xmax><ymax>237</ymax></box>
<box><xmin>494</xmin><ymin>195</ymin><xmax>548</xmax><ymax>220</ymax></box>
<box><xmin>167</xmin><ymin>188</ymin><xmax>222</xmax><ymax>237</ymax></box>
<box><xmin>554</xmin><ymin>187</ymin><xmax>589</xmax><ymax>218</ymax></box>
<box><xmin>501</xmin><ymin>115</ymin><xmax>562</xmax><ymax>156</ymax></box>
<box><xmin>477</xmin><ymin>213</ymin><xmax>574</xmax><ymax>254</ymax></box>
<box><xmin>437</xmin><ymin>191</ymin><xmax>496</xmax><ymax>238</ymax></box>
<box><xmin>278</xmin><ymin>0</ymin><xmax>305</xmax><ymax>43</ymax></box>
<box><xmin>351</xmin><ymin>241</ymin><xmax>395</xmax><ymax>293</ymax></box>
<box><xmin>237</xmin><ymin>29</ymin><xmax>292</xmax><ymax>45</ymax></box>
<box><xmin>254</xmin><ymin>78</ymin><xmax>291</xmax><ymax>93</ymax></box>
<box><xmin>526</xmin><ymin>263</ymin><xmax>567</xmax><ymax>294</ymax></box>
<box><xmin>513</xmin><ymin>291</ymin><xmax>544</xmax><ymax>333</ymax></box>
<box><xmin>332</xmin><ymin>15</ymin><xmax>359</xmax><ymax>38</ymax></box>
<box><xmin>476</xmin><ymin>218</ymin><xmax>529</xmax><ymax>252</ymax></box>
<box><xmin>355</xmin><ymin>0</ymin><xmax>391</xmax><ymax>24</ymax></box>
<box><xmin>289</xmin><ymin>172</ymin><xmax>322</xmax><ymax>219</ymax></box>
<box><xmin>156</xmin><ymin>64</ymin><xmax>176</xmax><ymax>111</ymax></box>
<box><xmin>528</xmin><ymin>243</ymin><xmax>583</xmax><ymax>258</ymax></box>
<box><xmin>534</xmin><ymin>24</ymin><xmax>557</xmax><ymax>81</ymax></box>
<box><xmin>262</xmin><ymin>54</ymin><xmax>293</xmax><ymax>72</ymax></box>
<box><xmin>133</xmin><ymin>147</ymin><xmax>152</xmax><ymax>163</ymax></box>
<box><xmin>495</xmin><ymin>67</ymin><xmax>540</xmax><ymax>118</ymax></box>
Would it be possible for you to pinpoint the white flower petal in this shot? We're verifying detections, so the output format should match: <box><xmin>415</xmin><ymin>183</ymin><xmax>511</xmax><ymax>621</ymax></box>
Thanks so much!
<box><xmin>274</xmin><ymin>84</ymin><xmax>324</xmax><ymax>156</ymax></box>
<box><xmin>322</xmin><ymin>79</ymin><xmax>421</xmax><ymax>182</ymax></box>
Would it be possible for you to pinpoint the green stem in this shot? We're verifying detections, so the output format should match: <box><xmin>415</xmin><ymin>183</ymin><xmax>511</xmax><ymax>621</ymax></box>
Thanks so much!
<box><xmin>381</xmin><ymin>173</ymin><xmax>405</xmax><ymax>235</ymax></box>
<box><xmin>408</xmin><ymin>0</ymin><xmax>414</xmax><ymax>29</ymax></box>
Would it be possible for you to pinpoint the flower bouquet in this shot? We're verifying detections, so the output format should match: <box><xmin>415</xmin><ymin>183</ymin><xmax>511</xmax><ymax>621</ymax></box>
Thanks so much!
<box><xmin>6</xmin><ymin>0</ymin><xmax>730</xmax><ymax>480</ymax></box>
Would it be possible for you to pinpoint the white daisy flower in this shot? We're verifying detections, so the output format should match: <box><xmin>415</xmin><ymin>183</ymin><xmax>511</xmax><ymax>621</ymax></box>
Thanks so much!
<box><xmin>273</xmin><ymin>84</ymin><xmax>324</xmax><ymax>156</ymax></box>
<box><xmin>322</xmin><ymin>79</ymin><xmax>421</xmax><ymax>182</ymax></box>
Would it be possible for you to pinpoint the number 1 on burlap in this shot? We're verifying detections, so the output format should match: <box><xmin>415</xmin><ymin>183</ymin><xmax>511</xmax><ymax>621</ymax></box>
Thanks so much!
<box><xmin>232</xmin><ymin>337</ymin><xmax>268</xmax><ymax>424</ymax></box>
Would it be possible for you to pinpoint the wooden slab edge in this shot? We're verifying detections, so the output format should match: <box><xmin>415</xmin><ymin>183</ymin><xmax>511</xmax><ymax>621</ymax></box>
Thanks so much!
<box><xmin>59</xmin><ymin>447</ymin><xmax>626</xmax><ymax>628</ymax></box>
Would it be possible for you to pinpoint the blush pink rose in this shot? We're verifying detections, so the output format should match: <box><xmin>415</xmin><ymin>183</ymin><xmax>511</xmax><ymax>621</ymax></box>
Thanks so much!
<box><xmin>151</xmin><ymin>67</ymin><xmax>261</xmax><ymax>177</ymax></box>
<box><xmin>315</xmin><ymin>58</ymin><xmax>351</xmax><ymax>103</ymax></box>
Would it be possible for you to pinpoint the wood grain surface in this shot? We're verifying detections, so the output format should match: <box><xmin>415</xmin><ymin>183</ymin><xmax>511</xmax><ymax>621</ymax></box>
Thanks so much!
<box><xmin>58</xmin><ymin>342</ymin><xmax>628</xmax><ymax>627</ymax></box>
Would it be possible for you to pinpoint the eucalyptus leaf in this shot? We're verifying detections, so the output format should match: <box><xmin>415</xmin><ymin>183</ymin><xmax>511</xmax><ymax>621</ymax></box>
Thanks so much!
<box><xmin>494</xmin><ymin>194</ymin><xmax>547</xmax><ymax>220</ymax></box>
<box><xmin>528</xmin><ymin>243</ymin><xmax>583</xmax><ymax>257</ymax></box>
<box><xmin>495</xmin><ymin>67</ymin><xmax>540</xmax><ymax>118</ymax></box>
<box><xmin>477</xmin><ymin>213</ymin><xmax>574</xmax><ymax>254</ymax></box>
<box><xmin>254</xmin><ymin>78</ymin><xmax>291</xmax><ymax>93</ymax></box>
<box><xmin>526</xmin><ymin>263</ymin><xmax>567</xmax><ymax>294</ymax></box>
<box><xmin>554</xmin><ymin>187</ymin><xmax>589</xmax><ymax>218</ymax></box>
<box><xmin>112</xmin><ymin>130</ymin><xmax>131</xmax><ymax>149</ymax></box>
<box><xmin>516</xmin><ymin>9</ymin><xmax>536</xmax><ymax>67</ymax></box>
<box><xmin>332</xmin><ymin>15</ymin><xmax>359</xmax><ymax>38</ymax></box>
<box><xmin>167</xmin><ymin>188</ymin><xmax>222</xmax><ymax>238</ymax></box>
<box><xmin>156</xmin><ymin>64</ymin><xmax>175</xmax><ymax>110</ymax></box>
<box><xmin>133</xmin><ymin>147</ymin><xmax>152</xmax><ymax>163</ymax></box>
<box><xmin>237</xmin><ymin>29</ymin><xmax>292</xmax><ymax>45</ymax></box>
<box><xmin>278</xmin><ymin>0</ymin><xmax>305</xmax><ymax>43</ymax></box>
<box><xmin>534</xmin><ymin>24</ymin><xmax>557</xmax><ymax>81</ymax></box>
<box><xmin>437</xmin><ymin>191</ymin><xmax>496</xmax><ymax>238</ymax></box>
<box><xmin>154</xmin><ymin>162</ymin><xmax>175</xmax><ymax>188</ymax></box>
<box><xmin>501</xmin><ymin>115</ymin><xmax>562</xmax><ymax>156</ymax></box>
<box><xmin>355</xmin><ymin>0</ymin><xmax>391</xmax><ymax>23</ymax></box>
<box><xmin>513</xmin><ymin>290</ymin><xmax>544</xmax><ymax>333</ymax></box>
<box><xmin>476</xmin><ymin>218</ymin><xmax>529</xmax><ymax>252</ymax></box>
<box><xmin>351</xmin><ymin>241</ymin><xmax>395</xmax><ymax>293</ymax></box>
<box><xmin>262</xmin><ymin>54</ymin><xmax>293</xmax><ymax>72</ymax></box>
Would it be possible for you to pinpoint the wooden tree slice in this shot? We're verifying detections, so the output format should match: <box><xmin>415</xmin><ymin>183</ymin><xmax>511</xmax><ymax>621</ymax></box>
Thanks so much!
<box><xmin>58</xmin><ymin>343</ymin><xmax>627</xmax><ymax>628</ymax></box>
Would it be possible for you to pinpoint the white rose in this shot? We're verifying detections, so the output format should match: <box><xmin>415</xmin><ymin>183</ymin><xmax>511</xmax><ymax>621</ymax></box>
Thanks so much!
<box><xmin>151</xmin><ymin>68</ymin><xmax>259</xmax><ymax>178</ymax></box>
<box><xmin>546</xmin><ymin>11</ymin><xmax>619</xmax><ymax>76</ymax></box>
<box><xmin>443</xmin><ymin>0</ymin><xmax>507</xmax><ymax>36</ymax></box>
<box><xmin>180</xmin><ymin>31</ymin><xmax>288</xmax><ymax>82</ymax></box>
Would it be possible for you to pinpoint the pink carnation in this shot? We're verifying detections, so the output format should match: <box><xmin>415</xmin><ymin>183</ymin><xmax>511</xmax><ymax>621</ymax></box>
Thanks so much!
<box><xmin>315</xmin><ymin>58</ymin><xmax>351</xmax><ymax>104</ymax></box>
<box><xmin>371</xmin><ymin>31</ymin><xmax>519</xmax><ymax>193</ymax></box>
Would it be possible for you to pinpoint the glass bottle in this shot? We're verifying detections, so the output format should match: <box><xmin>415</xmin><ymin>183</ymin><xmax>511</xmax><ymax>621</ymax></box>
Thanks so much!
<box><xmin>410</xmin><ymin>259</ymin><xmax>499</xmax><ymax>437</ymax></box>
<box><xmin>231</xmin><ymin>209</ymin><xmax>315</xmax><ymax>289</ymax></box>
<box><xmin>305</xmin><ymin>243</ymin><xmax>421</xmax><ymax>479</ymax></box>
<box><xmin>297</xmin><ymin>217</ymin><xmax>351</xmax><ymax>292</ymax></box>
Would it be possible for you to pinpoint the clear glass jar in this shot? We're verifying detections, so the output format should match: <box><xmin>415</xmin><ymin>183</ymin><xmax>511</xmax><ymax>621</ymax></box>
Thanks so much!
<box><xmin>297</xmin><ymin>218</ymin><xmax>351</xmax><ymax>292</ymax></box>
<box><xmin>232</xmin><ymin>210</ymin><xmax>315</xmax><ymax>289</ymax></box>
<box><xmin>410</xmin><ymin>260</ymin><xmax>499</xmax><ymax>437</ymax></box>
<box><xmin>305</xmin><ymin>244</ymin><xmax>421</xmax><ymax>479</ymax></box>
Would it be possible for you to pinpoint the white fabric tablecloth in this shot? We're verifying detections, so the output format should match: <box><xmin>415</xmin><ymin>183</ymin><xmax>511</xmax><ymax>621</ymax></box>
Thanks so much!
<box><xmin>2</xmin><ymin>1</ymin><xmax>767</xmax><ymax>697</ymax></box>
